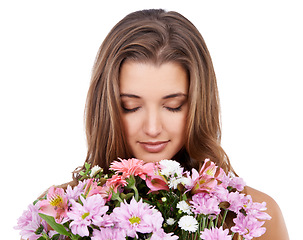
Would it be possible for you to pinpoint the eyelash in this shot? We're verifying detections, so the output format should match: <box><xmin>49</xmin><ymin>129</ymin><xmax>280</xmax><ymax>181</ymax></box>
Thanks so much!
<box><xmin>122</xmin><ymin>105</ymin><xmax>183</xmax><ymax>113</ymax></box>
<box><xmin>165</xmin><ymin>105</ymin><xmax>182</xmax><ymax>112</ymax></box>
<box><xmin>122</xmin><ymin>106</ymin><xmax>140</xmax><ymax>113</ymax></box>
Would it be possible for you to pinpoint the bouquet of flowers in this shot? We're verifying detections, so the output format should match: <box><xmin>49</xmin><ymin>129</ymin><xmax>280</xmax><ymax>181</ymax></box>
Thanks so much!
<box><xmin>15</xmin><ymin>158</ymin><xmax>271</xmax><ymax>240</ymax></box>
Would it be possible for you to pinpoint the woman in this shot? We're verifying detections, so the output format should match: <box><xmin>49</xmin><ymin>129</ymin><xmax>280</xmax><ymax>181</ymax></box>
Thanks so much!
<box><xmin>56</xmin><ymin>9</ymin><xmax>288</xmax><ymax>239</ymax></box>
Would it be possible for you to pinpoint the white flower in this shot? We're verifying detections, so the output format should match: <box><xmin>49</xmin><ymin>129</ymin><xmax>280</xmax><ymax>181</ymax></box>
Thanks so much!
<box><xmin>90</xmin><ymin>165</ymin><xmax>102</xmax><ymax>177</ymax></box>
<box><xmin>159</xmin><ymin>160</ymin><xmax>183</xmax><ymax>177</ymax></box>
<box><xmin>166</xmin><ymin>218</ymin><xmax>175</xmax><ymax>225</ymax></box>
<box><xmin>179</xmin><ymin>176</ymin><xmax>191</xmax><ymax>186</ymax></box>
<box><xmin>168</xmin><ymin>177</ymin><xmax>181</xmax><ymax>189</ymax></box>
<box><xmin>178</xmin><ymin>215</ymin><xmax>198</xmax><ymax>232</ymax></box>
<box><xmin>168</xmin><ymin>175</ymin><xmax>192</xmax><ymax>189</ymax></box>
<box><xmin>176</xmin><ymin>200</ymin><xmax>192</xmax><ymax>214</ymax></box>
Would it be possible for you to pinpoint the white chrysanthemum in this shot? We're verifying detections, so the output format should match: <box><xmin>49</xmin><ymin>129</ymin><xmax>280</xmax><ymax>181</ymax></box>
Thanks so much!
<box><xmin>168</xmin><ymin>177</ymin><xmax>181</xmax><ymax>189</ymax></box>
<box><xmin>90</xmin><ymin>165</ymin><xmax>102</xmax><ymax>177</ymax></box>
<box><xmin>176</xmin><ymin>200</ymin><xmax>192</xmax><ymax>214</ymax></box>
<box><xmin>168</xmin><ymin>175</ymin><xmax>192</xmax><ymax>189</ymax></box>
<box><xmin>178</xmin><ymin>215</ymin><xmax>198</xmax><ymax>232</ymax></box>
<box><xmin>179</xmin><ymin>176</ymin><xmax>191</xmax><ymax>186</ymax></box>
<box><xmin>166</xmin><ymin>218</ymin><xmax>175</xmax><ymax>225</ymax></box>
<box><xmin>159</xmin><ymin>160</ymin><xmax>183</xmax><ymax>177</ymax></box>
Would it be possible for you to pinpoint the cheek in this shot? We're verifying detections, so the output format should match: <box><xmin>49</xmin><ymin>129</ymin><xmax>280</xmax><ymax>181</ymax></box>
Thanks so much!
<box><xmin>122</xmin><ymin>115</ymin><xmax>139</xmax><ymax>138</ymax></box>
<box><xmin>165</xmin><ymin>113</ymin><xmax>187</xmax><ymax>137</ymax></box>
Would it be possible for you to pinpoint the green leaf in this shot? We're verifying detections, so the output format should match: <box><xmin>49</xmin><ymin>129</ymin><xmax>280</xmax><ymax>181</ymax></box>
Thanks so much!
<box><xmin>85</xmin><ymin>162</ymin><xmax>91</xmax><ymax>171</ymax></box>
<box><xmin>38</xmin><ymin>213</ymin><xmax>70</xmax><ymax>237</ymax></box>
<box><xmin>121</xmin><ymin>192</ymin><xmax>134</xmax><ymax>201</ymax></box>
<box><xmin>51</xmin><ymin>234</ymin><xmax>60</xmax><ymax>240</ymax></box>
<box><xmin>35</xmin><ymin>224</ymin><xmax>45</xmax><ymax>235</ymax></box>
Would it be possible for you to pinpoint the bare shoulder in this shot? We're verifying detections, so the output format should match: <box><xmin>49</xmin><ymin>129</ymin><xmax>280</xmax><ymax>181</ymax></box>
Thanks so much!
<box><xmin>246</xmin><ymin>186</ymin><xmax>289</xmax><ymax>240</ymax></box>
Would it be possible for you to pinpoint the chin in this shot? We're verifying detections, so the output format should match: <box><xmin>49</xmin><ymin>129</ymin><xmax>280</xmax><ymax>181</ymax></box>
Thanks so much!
<box><xmin>139</xmin><ymin>153</ymin><xmax>174</xmax><ymax>163</ymax></box>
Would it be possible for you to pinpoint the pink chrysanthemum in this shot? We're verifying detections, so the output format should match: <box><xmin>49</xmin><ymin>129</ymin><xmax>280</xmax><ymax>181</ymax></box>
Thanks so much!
<box><xmin>243</xmin><ymin>195</ymin><xmax>272</xmax><ymax>221</ymax></box>
<box><xmin>112</xmin><ymin>197</ymin><xmax>162</xmax><ymax>238</ymax></box>
<box><xmin>228</xmin><ymin>176</ymin><xmax>246</xmax><ymax>192</ymax></box>
<box><xmin>39</xmin><ymin>186</ymin><xmax>68</xmax><ymax>223</ymax></box>
<box><xmin>15</xmin><ymin>203</ymin><xmax>48</xmax><ymax>240</ymax></box>
<box><xmin>67</xmin><ymin>195</ymin><xmax>109</xmax><ymax>237</ymax></box>
<box><xmin>231</xmin><ymin>213</ymin><xmax>266</xmax><ymax>240</ymax></box>
<box><xmin>92</xmin><ymin>227</ymin><xmax>126</xmax><ymax>240</ymax></box>
<box><xmin>200</xmin><ymin>226</ymin><xmax>232</xmax><ymax>240</ymax></box>
<box><xmin>190</xmin><ymin>192</ymin><xmax>220</xmax><ymax>216</ymax></box>
<box><xmin>151</xmin><ymin>229</ymin><xmax>179</xmax><ymax>240</ymax></box>
<box><xmin>226</xmin><ymin>192</ymin><xmax>247</xmax><ymax>213</ymax></box>
<box><xmin>66</xmin><ymin>180</ymin><xmax>85</xmax><ymax>201</ymax></box>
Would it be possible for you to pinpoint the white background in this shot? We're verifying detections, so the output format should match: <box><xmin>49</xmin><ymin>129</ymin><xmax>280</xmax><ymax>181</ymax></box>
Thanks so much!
<box><xmin>1</xmin><ymin>0</ymin><xmax>301</xmax><ymax>239</ymax></box>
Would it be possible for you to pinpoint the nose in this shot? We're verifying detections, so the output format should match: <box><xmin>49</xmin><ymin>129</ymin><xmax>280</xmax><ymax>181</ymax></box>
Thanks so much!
<box><xmin>143</xmin><ymin>108</ymin><xmax>162</xmax><ymax>138</ymax></box>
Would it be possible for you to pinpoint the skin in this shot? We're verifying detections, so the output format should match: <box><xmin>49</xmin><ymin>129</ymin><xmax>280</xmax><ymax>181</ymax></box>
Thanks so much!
<box><xmin>120</xmin><ymin>61</ymin><xmax>189</xmax><ymax>163</ymax></box>
<box><xmin>246</xmin><ymin>186</ymin><xmax>289</xmax><ymax>239</ymax></box>
<box><xmin>119</xmin><ymin>61</ymin><xmax>289</xmax><ymax>240</ymax></box>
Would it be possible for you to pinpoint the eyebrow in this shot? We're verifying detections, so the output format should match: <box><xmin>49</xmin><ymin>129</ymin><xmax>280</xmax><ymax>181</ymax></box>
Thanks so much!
<box><xmin>120</xmin><ymin>93</ymin><xmax>187</xmax><ymax>99</ymax></box>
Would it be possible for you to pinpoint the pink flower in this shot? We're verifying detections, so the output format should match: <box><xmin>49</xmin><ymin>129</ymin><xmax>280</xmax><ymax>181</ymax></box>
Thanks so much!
<box><xmin>39</xmin><ymin>186</ymin><xmax>68</xmax><ymax>223</ymax></box>
<box><xmin>190</xmin><ymin>192</ymin><xmax>220</xmax><ymax>216</ymax></box>
<box><xmin>151</xmin><ymin>229</ymin><xmax>179</xmax><ymax>240</ymax></box>
<box><xmin>139</xmin><ymin>161</ymin><xmax>169</xmax><ymax>192</ymax></box>
<box><xmin>112</xmin><ymin>197</ymin><xmax>161</xmax><ymax>238</ymax></box>
<box><xmin>106</xmin><ymin>174</ymin><xmax>128</xmax><ymax>193</ymax></box>
<box><xmin>15</xmin><ymin>203</ymin><xmax>48</xmax><ymax>240</ymax></box>
<box><xmin>83</xmin><ymin>178</ymin><xmax>103</xmax><ymax>197</ymax></box>
<box><xmin>190</xmin><ymin>159</ymin><xmax>226</xmax><ymax>194</ymax></box>
<box><xmin>200</xmin><ymin>226</ymin><xmax>232</xmax><ymax>240</ymax></box>
<box><xmin>243</xmin><ymin>195</ymin><xmax>272</xmax><ymax>220</ymax></box>
<box><xmin>231</xmin><ymin>213</ymin><xmax>266</xmax><ymax>240</ymax></box>
<box><xmin>226</xmin><ymin>192</ymin><xmax>246</xmax><ymax>213</ymax></box>
<box><xmin>67</xmin><ymin>195</ymin><xmax>109</xmax><ymax>237</ymax></box>
<box><xmin>98</xmin><ymin>184</ymin><xmax>113</xmax><ymax>201</ymax></box>
<box><xmin>66</xmin><ymin>180</ymin><xmax>85</xmax><ymax>201</ymax></box>
<box><xmin>110</xmin><ymin>158</ymin><xmax>154</xmax><ymax>180</ymax></box>
<box><xmin>92</xmin><ymin>227</ymin><xmax>126</xmax><ymax>240</ymax></box>
<box><xmin>228</xmin><ymin>176</ymin><xmax>246</xmax><ymax>192</ymax></box>
<box><xmin>199</xmin><ymin>159</ymin><xmax>226</xmax><ymax>182</ymax></box>
<box><xmin>145</xmin><ymin>171</ymin><xmax>169</xmax><ymax>193</ymax></box>
<box><xmin>212</xmin><ymin>185</ymin><xmax>229</xmax><ymax>202</ymax></box>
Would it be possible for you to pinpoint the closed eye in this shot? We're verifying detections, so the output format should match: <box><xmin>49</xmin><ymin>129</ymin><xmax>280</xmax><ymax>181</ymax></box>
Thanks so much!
<box><xmin>122</xmin><ymin>106</ymin><xmax>141</xmax><ymax>113</ymax></box>
<box><xmin>165</xmin><ymin>105</ymin><xmax>182</xmax><ymax>112</ymax></box>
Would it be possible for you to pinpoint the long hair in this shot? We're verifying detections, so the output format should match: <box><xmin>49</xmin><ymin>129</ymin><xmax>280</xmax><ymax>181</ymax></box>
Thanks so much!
<box><xmin>81</xmin><ymin>9</ymin><xmax>234</xmax><ymax>175</ymax></box>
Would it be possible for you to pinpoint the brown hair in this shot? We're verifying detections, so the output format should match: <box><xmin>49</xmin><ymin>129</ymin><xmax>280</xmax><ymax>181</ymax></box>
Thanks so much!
<box><xmin>81</xmin><ymin>9</ymin><xmax>234</xmax><ymax>176</ymax></box>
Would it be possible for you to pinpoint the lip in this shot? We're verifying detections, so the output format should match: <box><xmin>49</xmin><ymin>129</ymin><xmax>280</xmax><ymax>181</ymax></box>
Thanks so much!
<box><xmin>139</xmin><ymin>140</ymin><xmax>169</xmax><ymax>153</ymax></box>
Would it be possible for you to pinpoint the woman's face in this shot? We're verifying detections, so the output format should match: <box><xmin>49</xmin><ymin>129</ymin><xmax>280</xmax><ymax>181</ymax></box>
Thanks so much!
<box><xmin>119</xmin><ymin>61</ymin><xmax>189</xmax><ymax>163</ymax></box>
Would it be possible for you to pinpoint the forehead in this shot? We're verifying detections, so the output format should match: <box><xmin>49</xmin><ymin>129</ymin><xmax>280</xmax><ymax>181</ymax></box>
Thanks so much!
<box><xmin>119</xmin><ymin>61</ymin><xmax>188</xmax><ymax>96</ymax></box>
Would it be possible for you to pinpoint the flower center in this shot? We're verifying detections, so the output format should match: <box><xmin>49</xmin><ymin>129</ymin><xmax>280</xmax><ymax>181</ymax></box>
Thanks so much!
<box><xmin>49</xmin><ymin>195</ymin><xmax>63</xmax><ymax>207</ymax></box>
<box><xmin>129</xmin><ymin>216</ymin><xmax>141</xmax><ymax>225</ymax></box>
<box><xmin>82</xmin><ymin>212</ymin><xmax>90</xmax><ymax>219</ymax></box>
<box><xmin>206</xmin><ymin>166</ymin><xmax>215</xmax><ymax>176</ymax></box>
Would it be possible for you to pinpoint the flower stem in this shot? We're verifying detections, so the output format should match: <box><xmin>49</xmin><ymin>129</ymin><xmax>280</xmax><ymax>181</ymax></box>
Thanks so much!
<box><xmin>111</xmin><ymin>191</ymin><xmax>123</xmax><ymax>203</ymax></box>
<box><xmin>221</xmin><ymin>209</ymin><xmax>229</xmax><ymax>226</ymax></box>
<box><xmin>208</xmin><ymin>216</ymin><xmax>214</xmax><ymax>228</ymax></box>
<box><xmin>133</xmin><ymin>185</ymin><xmax>139</xmax><ymax>201</ymax></box>
<box><xmin>42</xmin><ymin>232</ymin><xmax>50</xmax><ymax>239</ymax></box>
<box><xmin>214</xmin><ymin>215</ymin><xmax>219</xmax><ymax>227</ymax></box>
<box><xmin>127</xmin><ymin>175</ymin><xmax>139</xmax><ymax>201</ymax></box>
<box><xmin>201</xmin><ymin>216</ymin><xmax>206</xmax><ymax>231</ymax></box>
